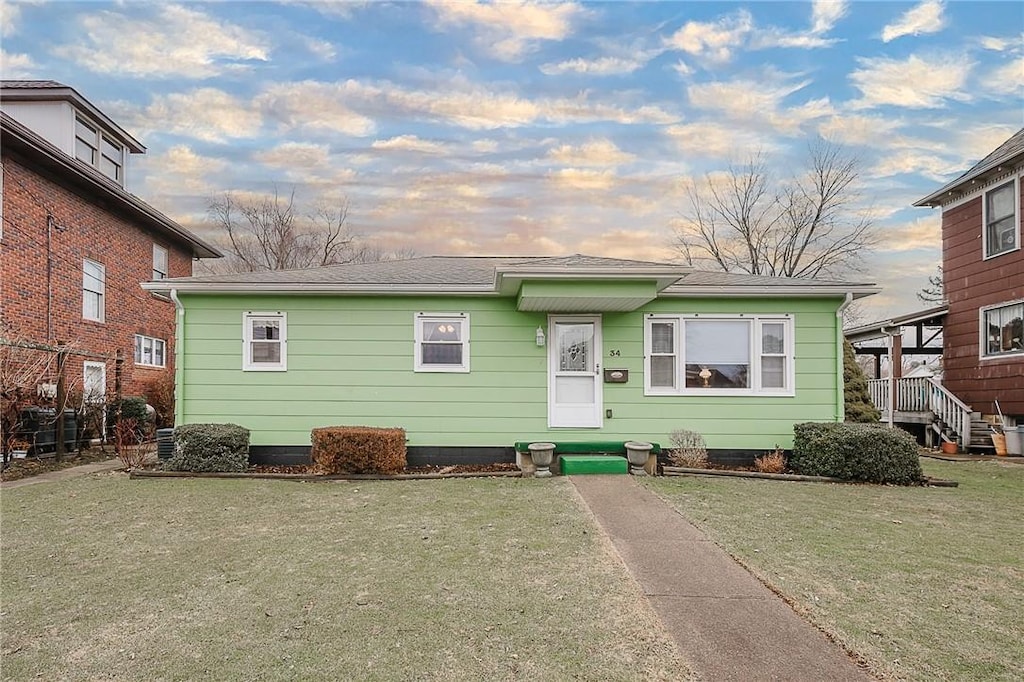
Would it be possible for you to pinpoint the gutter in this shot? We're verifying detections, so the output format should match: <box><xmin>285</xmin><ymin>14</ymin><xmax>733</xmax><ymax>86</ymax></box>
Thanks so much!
<box><xmin>170</xmin><ymin>289</ymin><xmax>185</xmax><ymax>425</ymax></box>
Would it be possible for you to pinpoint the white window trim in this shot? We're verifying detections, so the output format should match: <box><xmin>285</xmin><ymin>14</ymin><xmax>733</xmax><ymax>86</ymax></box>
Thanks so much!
<box><xmin>134</xmin><ymin>334</ymin><xmax>166</xmax><ymax>368</ymax></box>
<box><xmin>83</xmin><ymin>361</ymin><xmax>107</xmax><ymax>405</ymax></box>
<box><xmin>644</xmin><ymin>314</ymin><xmax>795</xmax><ymax>397</ymax></box>
<box><xmin>75</xmin><ymin>113</ymin><xmax>124</xmax><ymax>184</ymax></box>
<box><xmin>414</xmin><ymin>312</ymin><xmax>470</xmax><ymax>373</ymax></box>
<box><xmin>153</xmin><ymin>244</ymin><xmax>168</xmax><ymax>280</ymax></box>
<box><xmin>645</xmin><ymin>318</ymin><xmax>678</xmax><ymax>393</ymax></box>
<box><xmin>82</xmin><ymin>258</ymin><xmax>105</xmax><ymax>323</ymax></box>
<box><xmin>979</xmin><ymin>298</ymin><xmax>1024</xmax><ymax>361</ymax></box>
<box><xmin>982</xmin><ymin>176</ymin><xmax>1020</xmax><ymax>260</ymax></box>
<box><xmin>243</xmin><ymin>311</ymin><xmax>287</xmax><ymax>372</ymax></box>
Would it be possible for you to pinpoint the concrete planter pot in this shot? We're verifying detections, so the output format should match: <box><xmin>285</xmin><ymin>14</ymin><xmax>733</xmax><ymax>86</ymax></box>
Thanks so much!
<box><xmin>624</xmin><ymin>441</ymin><xmax>653</xmax><ymax>475</ymax></box>
<box><xmin>528</xmin><ymin>442</ymin><xmax>556</xmax><ymax>478</ymax></box>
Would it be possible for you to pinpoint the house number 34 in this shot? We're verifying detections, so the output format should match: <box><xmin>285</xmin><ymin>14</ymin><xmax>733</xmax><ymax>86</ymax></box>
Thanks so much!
<box><xmin>608</xmin><ymin>350</ymin><xmax>621</xmax><ymax>357</ymax></box>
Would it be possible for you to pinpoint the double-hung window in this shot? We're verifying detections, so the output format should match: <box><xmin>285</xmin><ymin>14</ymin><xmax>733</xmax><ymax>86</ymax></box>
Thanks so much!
<box><xmin>134</xmin><ymin>334</ymin><xmax>166</xmax><ymax>368</ymax></box>
<box><xmin>243</xmin><ymin>312</ymin><xmax>287</xmax><ymax>371</ymax></box>
<box><xmin>983</xmin><ymin>179</ymin><xmax>1019</xmax><ymax>258</ymax></box>
<box><xmin>414</xmin><ymin>313</ymin><xmax>469</xmax><ymax>372</ymax></box>
<box><xmin>82</xmin><ymin>258</ymin><xmax>105</xmax><ymax>322</ymax></box>
<box><xmin>75</xmin><ymin>115</ymin><xmax>124</xmax><ymax>183</ymax></box>
<box><xmin>644</xmin><ymin>314</ymin><xmax>794</xmax><ymax>395</ymax></box>
<box><xmin>153</xmin><ymin>244</ymin><xmax>168</xmax><ymax>280</ymax></box>
<box><xmin>981</xmin><ymin>301</ymin><xmax>1024</xmax><ymax>359</ymax></box>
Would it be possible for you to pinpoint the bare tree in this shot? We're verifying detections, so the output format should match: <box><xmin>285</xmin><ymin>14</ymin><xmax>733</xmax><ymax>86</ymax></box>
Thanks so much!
<box><xmin>917</xmin><ymin>265</ymin><xmax>944</xmax><ymax>303</ymax></box>
<box><xmin>673</xmin><ymin>141</ymin><xmax>877</xmax><ymax>279</ymax></box>
<box><xmin>208</xmin><ymin>187</ymin><xmax>361</xmax><ymax>272</ymax></box>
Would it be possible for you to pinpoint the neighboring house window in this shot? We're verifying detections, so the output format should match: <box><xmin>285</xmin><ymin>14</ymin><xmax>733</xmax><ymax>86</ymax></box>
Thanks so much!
<box><xmin>135</xmin><ymin>335</ymin><xmax>166</xmax><ymax>368</ymax></box>
<box><xmin>981</xmin><ymin>301</ymin><xmax>1024</xmax><ymax>359</ymax></box>
<box><xmin>644</xmin><ymin>315</ymin><xmax>794</xmax><ymax>395</ymax></box>
<box><xmin>82</xmin><ymin>258</ymin><xmax>105</xmax><ymax>322</ymax></box>
<box><xmin>243</xmin><ymin>312</ymin><xmax>287</xmax><ymax>371</ymax></box>
<box><xmin>414</xmin><ymin>313</ymin><xmax>470</xmax><ymax>372</ymax></box>
<box><xmin>984</xmin><ymin>179</ymin><xmax>1019</xmax><ymax>258</ymax></box>
<box><xmin>153</xmin><ymin>244</ymin><xmax>168</xmax><ymax>280</ymax></box>
<box><xmin>74</xmin><ymin>114</ymin><xmax>123</xmax><ymax>183</ymax></box>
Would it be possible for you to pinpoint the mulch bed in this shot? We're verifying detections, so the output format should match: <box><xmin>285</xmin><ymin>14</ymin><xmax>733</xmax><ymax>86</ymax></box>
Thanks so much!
<box><xmin>0</xmin><ymin>449</ymin><xmax>116</xmax><ymax>482</ymax></box>
<box><xmin>250</xmin><ymin>462</ymin><xmax>520</xmax><ymax>475</ymax></box>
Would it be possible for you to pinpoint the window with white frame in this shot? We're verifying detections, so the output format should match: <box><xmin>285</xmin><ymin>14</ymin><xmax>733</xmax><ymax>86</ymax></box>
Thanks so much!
<box><xmin>153</xmin><ymin>244</ymin><xmax>168</xmax><ymax>280</ymax></box>
<box><xmin>984</xmin><ymin>179</ymin><xmax>1019</xmax><ymax>258</ymax></box>
<box><xmin>645</xmin><ymin>314</ymin><xmax>794</xmax><ymax>395</ymax></box>
<box><xmin>981</xmin><ymin>301</ymin><xmax>1024</xmax><ymax>358</ymax></box>
<box><xmin>134</xmin><ymin>334</ymin><xmax>166</xmax><ymax>368</ymax></box>
<box><xmin>82</xmin><ymin>258</ymin><xmax>105</xmax><ymax>322</ymax></box>
<box><xmin>75</xmin><ymin>115</ymin><xmax>123</xmax><ymax>183</ymax></box>
<box><xmin>243</xmin><ymin>312</ymin><xmax>287</xmax><ymax>371</ymax></box>
<box><xmin>414</xmin><ymin>313</ymin><xmax>469</xmax><ymax>372</ymax></box>
<box><xmin>83</xmin><ymin>361</ymin><xmax>107</xmax><ymax>405</ymax></box>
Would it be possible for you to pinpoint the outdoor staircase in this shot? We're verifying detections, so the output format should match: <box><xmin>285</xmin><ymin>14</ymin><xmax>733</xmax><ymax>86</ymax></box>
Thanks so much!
<box><xmin>868</xmin><ymin>376</ymin><xmax>989</xmax><ymax>451</ymax></box>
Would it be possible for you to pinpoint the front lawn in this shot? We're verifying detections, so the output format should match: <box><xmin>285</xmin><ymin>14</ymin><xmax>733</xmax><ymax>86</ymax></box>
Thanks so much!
<box><xmin>644</xmin><ymin>459</ymin><xmax>1024</xmax><ymax>681</ymax></box>
<box><xmin>1</xmin><ymin>475</ymin><xmax>687</xmax><ymax>681</ymax></box>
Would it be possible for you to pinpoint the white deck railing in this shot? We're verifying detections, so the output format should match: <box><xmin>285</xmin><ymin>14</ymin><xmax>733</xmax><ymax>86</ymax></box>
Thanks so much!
<box><xmin>867</xmin><ymin>376</ymin><xmax>972</xmax><ymax>444</ymax></box>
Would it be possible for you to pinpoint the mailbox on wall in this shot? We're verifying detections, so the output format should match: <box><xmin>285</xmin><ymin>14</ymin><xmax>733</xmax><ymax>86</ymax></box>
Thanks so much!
<box><xmin>603</xmin><ymin>369</ymin><xmax>628</xmax><ymax>383</ymax></box>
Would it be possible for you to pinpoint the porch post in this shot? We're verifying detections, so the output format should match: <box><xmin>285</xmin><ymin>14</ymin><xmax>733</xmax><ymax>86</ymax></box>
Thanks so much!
<box><xmin>886</xmin><ymin>333</ymin><xmax>894</xmax><ymax>429</ymax></box>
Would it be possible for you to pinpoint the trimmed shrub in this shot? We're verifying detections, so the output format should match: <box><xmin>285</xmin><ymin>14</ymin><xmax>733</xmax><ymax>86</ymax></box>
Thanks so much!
<box><xmin>312</xmin><ymin>426</ymin><xmax>407</xmax><ymax>475</ymax></box>
<box><xmin>791</xmin><ymin>422</ymin><xmax>923</xmax><ymax>485</ymax></box>
<box><xmin>165</xmin><ymin>423</ymin><xmax>250</xmax><ymax>472</ymax></box>
<box><xmin>107</xmin><ymin>396</ymin><xmax>151</xmax><ymax>432</ymax></box>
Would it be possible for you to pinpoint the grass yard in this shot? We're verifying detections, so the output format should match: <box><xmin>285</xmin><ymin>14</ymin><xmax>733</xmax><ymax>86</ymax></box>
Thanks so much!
<box><xmin>1</xmin><ymin>475</ymin><xmax>687</xmax><ymax>681</ymax></box>
<box><xmin>644</xmin><ymin>459</ymin><xmax>1024</xmax><ymax>681</ymax></box>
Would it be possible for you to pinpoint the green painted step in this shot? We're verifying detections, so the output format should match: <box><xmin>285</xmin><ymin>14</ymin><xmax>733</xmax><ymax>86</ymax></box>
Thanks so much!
<box><xmin>559</xmin><ymin>455</ymin><xmax>629</xmax><ymax>475</ymax></box>
<box><xmin>513</xmin><ymin>441</ymin><xmax>662</xmax><ymax>455</ymax></box>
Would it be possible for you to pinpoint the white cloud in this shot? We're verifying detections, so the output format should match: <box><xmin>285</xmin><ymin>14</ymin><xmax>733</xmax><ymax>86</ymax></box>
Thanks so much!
<box><xmin>687</xmin><ymin>75</ymin><xmax>833</xmax><ymax>135</ymax></box>
<box><xmin>672</xmin><ymin>60</ymin><xmax>694</xmax><ymax>77</ymax></box>
<box><xmin>871</xmin><ymin>149</ymin><xmax>959</xmax><ymax>182</ymax></box>
<box><xmin>253</xmin><ymin>142</ymin><xmax>332</xmax><ymax>170</ymax></box>
<box><xmin>371</xmin><ymin>135</ymin><xmax>446</xmax><ymax>154</ymax></box>
<box><xmin>883</xmin><ymin>216</ymin><xmax>942</xmax><ymax>252</ymax></box>
<box><xmin>141</xmin><ymin>144</ymin><xmax>228</xmax><ymax>196</ymax></box>
<box><xmin>547</xmin><ymin>139</ymin><xmax>635</xmax><ymax>167</ymax></box>
<box><xmin>54</xmin><ymin>4</ymin><xmax>269</xmax><ymax>78</ymax></box>
<box><xmin>665</xmin><ymin>10</ymin><xmax>753</xmax><ymax>63</ymax></box>
<box><xmin>1</xmin><ymin>1</ymin><xmax>21</xmax><ymax>37</ymax></box>
<box><xmin>539</xmin><ymin>56</ymin><xmax>646</xmax><ymax>76</ymax></box>
<box><xmin>811</xmin><ymin>0</ymin><xmax>848</xmax><ymax>35</ymax></box>
<box><xmin>257</xmin><ymin>81</ymin><xmax>376</xmax><ymax>137</ymax></box>
<box><xmin>428</xmin><ymin>0</ymin><xmax>584</xmax><ymax>61</ymax></box>
<box><xmin>881</xmin><ymin>0</ymin><xmax>946</xmax><ymax>43</ymax></box>
<box><xmin>119</xmin><ymin>88</ymin><xmax>264</xmax><ymax>142</ymax></box>
<box><xmin>665</xmin><ymin>122</ymin><xmax>769</xmax><ymax>159</ymax></box>
<box><xmin>979</xmin><ymin>36</ymin><xmax>1013</xmax><ymax>51</ymax></box>
<box><xmin>0</xmin><ymin>49</ymin><xmax>35</xmax><ymax>78</ymax></box>
<box><xmin>981</xmin><ymin>57</ymin><xmax>1024</xmax><ymax>97</ymax></box>
<box><xmin>817</xmin><ymin>114</ymin><xmax>906</xmax><ymax>147</ymax></box>
<box><xmin>850</xmin><ymin>53</ymin><xmax>972</xmax><ymax>109</ymax></box>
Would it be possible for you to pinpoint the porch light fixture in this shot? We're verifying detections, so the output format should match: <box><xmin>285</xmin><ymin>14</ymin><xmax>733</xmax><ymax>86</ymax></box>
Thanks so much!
<box><xmin>535</xmin><ymin>326</ymin><xmax>546</xmax><ymax>347</ymax></box>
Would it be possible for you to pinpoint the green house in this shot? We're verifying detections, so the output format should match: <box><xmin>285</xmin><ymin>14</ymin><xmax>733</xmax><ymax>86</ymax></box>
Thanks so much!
<box><xmin>143</xmin><ymin>255</ymin><xmax>877</xmax><ymax>465</ymax></box>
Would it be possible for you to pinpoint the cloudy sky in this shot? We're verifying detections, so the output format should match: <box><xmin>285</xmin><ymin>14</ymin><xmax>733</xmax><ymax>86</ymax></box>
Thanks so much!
<box><xmin>2</xmin><ymin>0</ymin><xmax>1022</xmax><ymax>320</ymax></box>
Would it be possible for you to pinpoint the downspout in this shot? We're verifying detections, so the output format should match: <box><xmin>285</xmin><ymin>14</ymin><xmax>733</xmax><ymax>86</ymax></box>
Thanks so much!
<box><xmin>170</xmin><ymin>289</ymin><xmax>185</xmax><ymax>425</ymax></box>
<box><xmin>836</xmin><ymin>293</ymin><xmax>854</xmax><ymax>422</ymax></box>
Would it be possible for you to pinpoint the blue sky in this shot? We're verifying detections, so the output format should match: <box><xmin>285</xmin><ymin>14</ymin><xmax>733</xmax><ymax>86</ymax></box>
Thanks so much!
<box><xmin>2</xmin><ymin>0</ymin><xmax>1022</xmax><ymax>320</ymax></box>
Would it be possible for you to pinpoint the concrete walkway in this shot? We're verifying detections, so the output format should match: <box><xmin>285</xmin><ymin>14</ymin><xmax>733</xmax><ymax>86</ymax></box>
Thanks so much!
<box><xmin>572</xmin><ymin>475</ymin><xmax>871</xmax><ymax>681</ymax></box>
<box><xmin>1</xmin><ymin>457</ymin><xmax>124</xmax><ymax>490</ymax></box>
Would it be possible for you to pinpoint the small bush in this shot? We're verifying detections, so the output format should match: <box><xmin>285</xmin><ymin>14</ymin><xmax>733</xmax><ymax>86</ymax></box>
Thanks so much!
<box><xmin>142</xmin><ymin>374</ymin><xmax>175</xmax><ymax>428</ymax></box>
<box><xmin>754</xmin><ymin>446</ymin><xmax>786</xmax><ymax>473</ymax></box>
<box><xmin>791</xmin><ymin>422</ymin><xmax>923</xmax><ymax>485</ymax></box>
<box><xmin>114</xmin><ymin>418</ymin><xmax>149</xmax><ymax>470</ymax></box>
<box><xmin>667</xmin><ymin>429</ymin><xmax>708</xmax><ymax>468</ymax></box>
<box><xmin>107</xmin><ymin>396</ymin><xmax>151</xmax><ymax>439</ymax></box>
<box><xmin>165</xmin><ymin>423</ymin><xmax>250</xmax><ymax>472</ymax></box>
<box><xmin>312</xmin><ymin>426</ymin><xmax>406</xmax><ymax>475</ymax></box>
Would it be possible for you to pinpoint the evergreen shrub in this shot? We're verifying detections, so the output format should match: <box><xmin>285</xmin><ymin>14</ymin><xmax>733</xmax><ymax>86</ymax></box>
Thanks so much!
<box><xmin>791</xmin><ymin>422</ymin><xmax>923</xmax><ymax>485</ymax></box>
<box><xmin>311</xmin><ymin>426</ymin><xmax>407</xmax><ymax>475</ymax></box>
<box><xmin>165</xmin><ymin>423</ymin><xmax>250</xmax><ymax>472</ymax></box>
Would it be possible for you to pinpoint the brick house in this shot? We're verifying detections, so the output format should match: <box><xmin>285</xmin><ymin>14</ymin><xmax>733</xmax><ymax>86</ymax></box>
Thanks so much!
<box><xmin>1</xmin><ymin>80</ymin><xmax>220</xmax><ymax>426</ymax></box>
<box><xmin>914</xmin><ymin>128</ymin><xmax>1024</xmax><ymax>420</ymax></box>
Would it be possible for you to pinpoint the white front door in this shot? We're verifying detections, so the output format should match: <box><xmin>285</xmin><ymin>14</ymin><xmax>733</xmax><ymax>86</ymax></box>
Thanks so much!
<box><xmin>548</xmin><ymin>316</ymin><xmax>603</xmax><ymax>428</ymax></box>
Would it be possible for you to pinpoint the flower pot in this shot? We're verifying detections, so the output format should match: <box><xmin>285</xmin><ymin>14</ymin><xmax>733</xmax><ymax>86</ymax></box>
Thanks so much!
<box><xmin>528</xmin><ymin>442</ymin><xmax>556</xmax><ymax>478</ymax></box>
<box><xmin>624</xmin><ymin>441</ymin><xmax>653</xmax><ymax>475</ymax></box>
<box><xmin>940</xmin><ymin>441</ymin><xmax>958</xmax><ymax>455</ymax></box>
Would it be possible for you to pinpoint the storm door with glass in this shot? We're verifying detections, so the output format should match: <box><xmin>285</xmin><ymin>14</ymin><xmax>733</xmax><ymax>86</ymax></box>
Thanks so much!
<box><xmin>548</xmin><ymin>316</ymin><xmax>602</xmax><ymax>428</ymax></box>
